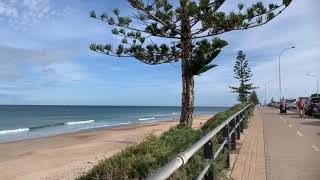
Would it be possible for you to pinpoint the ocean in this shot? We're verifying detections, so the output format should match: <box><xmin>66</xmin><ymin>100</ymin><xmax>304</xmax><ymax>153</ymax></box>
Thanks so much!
<box><xmin>0</xmin><ymin>105</ymin><xmax>227</xmax><ymax>143</ymax></box>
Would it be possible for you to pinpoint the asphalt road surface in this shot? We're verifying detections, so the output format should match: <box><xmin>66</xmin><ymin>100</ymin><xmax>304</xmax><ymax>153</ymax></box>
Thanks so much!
<box><xmin>260</xmin><ymin>107</ymin><xmax>320</xmax><ymax>180</ymax></box>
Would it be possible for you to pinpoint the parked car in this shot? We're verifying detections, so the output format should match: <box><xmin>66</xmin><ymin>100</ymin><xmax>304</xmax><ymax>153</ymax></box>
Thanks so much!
<box><xmin>285</xmin><ymin>98</ymin><xmax>296</xmax><ymax>109</ymax></box>
<box><xmin>274</xmin><ymin>102</ymin><xmax>280</xmax><ymax>108</ymax></box>
<box><xmin>313</xmin><ymin>104</ymin><xmax>320</xmax><ymax>118</ymax></box>
<box><xmin>268</xmin><ymin>102</ymin><xmax>276</xmax><ymax>107</ymax></box>
<box><xmin>299</xmin><ymin>97</ymin><xmax>309</xmax><ymax>103</ymax></box>
<box><xmin>304</xmin><ymin>97</ymin><xmax>320</xmax><ymax>116</ymax></box>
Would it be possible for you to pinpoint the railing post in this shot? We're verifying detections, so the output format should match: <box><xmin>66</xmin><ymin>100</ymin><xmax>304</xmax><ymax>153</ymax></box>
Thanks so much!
<box><xmin>229</xmin><ymin>117</ymin><xmax>236</xmax><ymax>150</ymax></box>
<box><xmin>206</xmin><ymin>166</ymin><xmax>214</xmax><ymax>180</ymax></box>
<box><xmin>222</xmin><ymin>124</ymin><xmax>230</xmax><ymax>168</ymax></box>
<box><xmin>240</xmin><ymin>112</ymin><xmax>244</xmax><ymax>133</ymax></box>
<box><xmin>236</xmin><ymin>115</ymin><xmax>241</xmax><ymax>140</ymax></box>
<box><xmin>204</xmin><ymin>140</ymin><xmax>214</xmax><ymax>180</ymax></box>
<box><xmin>231</xmin><ymin>130</ymin><xmax>236</xmax><ymax>150</ymax></box>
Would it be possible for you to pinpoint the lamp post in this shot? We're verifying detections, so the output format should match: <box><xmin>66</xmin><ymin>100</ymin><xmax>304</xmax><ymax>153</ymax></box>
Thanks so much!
<box><xmin>264</xmin><ymin>80</ymin><xmax>272</xmax><ymax>106</ymax></box>
<box><xmin>306</xmin><ymin>73</ymin><xmax>319</xmax><ymax>96</ymax></box>
<box><xmin>278</xmin><ymin>46</ymin><xmax>295</xmax><ymax>101</ymax></box>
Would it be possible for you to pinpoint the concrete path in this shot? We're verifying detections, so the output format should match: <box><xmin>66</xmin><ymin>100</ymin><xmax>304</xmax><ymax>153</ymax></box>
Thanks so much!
<box><xmin>231</xmin><ymin>107</ymin><xmax>320</xmax><ymax>180</ymax></box>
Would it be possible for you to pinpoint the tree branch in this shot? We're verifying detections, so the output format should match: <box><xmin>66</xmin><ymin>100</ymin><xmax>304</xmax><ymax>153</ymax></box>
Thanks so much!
<box><xmin>93</xmin><ymin>16</ymin><xmax>180</xmax><ymax>39</ymax></box>
<box><xmin>190</xmin><ymin>0</ymin><xmax>226</xmax><ymax>29</ymax></box>
<box><xmin>192</xmin><ymin>5</ymin><xmax>287</xmax><ymax>39</ymax></box>
<box><xmin>129</xmin><ymin>1</ymin><xmax>182</xmax><ymax>36</ymax></box>
<box><xmin>91</xmin><ymin>47</ymin><xmax>180</xmax><ymax>65</ymax></box>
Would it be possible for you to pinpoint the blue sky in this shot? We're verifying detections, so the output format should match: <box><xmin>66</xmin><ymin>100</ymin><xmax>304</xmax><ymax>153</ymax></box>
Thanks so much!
<box><xmin>0</xmin><ymin>0</ymin><xmax>319</xmax><ymax>107</ymax></box>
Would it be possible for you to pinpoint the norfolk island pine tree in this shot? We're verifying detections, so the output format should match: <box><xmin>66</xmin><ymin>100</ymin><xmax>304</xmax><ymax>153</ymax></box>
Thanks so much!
<box><xmin>230</xmin><ymin>50</ymin><xmax>258</xmax><ymax>103</ymax></box>
<box><xmin>89</xmin><ymin>0</ymin><xmax>293</xmax><ymax>127</ymax></box>
<box><xmin>249</xmin><ymin>91</ymin><xmax>259</xmax><ymax>105</ymax></box>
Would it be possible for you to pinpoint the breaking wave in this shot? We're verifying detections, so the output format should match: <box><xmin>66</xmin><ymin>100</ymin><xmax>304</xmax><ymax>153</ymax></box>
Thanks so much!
<box><xmin>138</xmin><ymin>117</ymin><xmax>156</xmax><ymax>121</ymax></box>
<box><xmin>0</xmin><ymin>128</ymin><xmax>30</xmax><ymax>135</ymax></box>
<box><xmin>66</xmin><ymin>120</ymin><xmax>95</xmax><ymax>125</ymax></box>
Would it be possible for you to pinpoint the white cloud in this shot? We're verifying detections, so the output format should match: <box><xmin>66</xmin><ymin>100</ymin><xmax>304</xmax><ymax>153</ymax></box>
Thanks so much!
<box><xmin>252</xmin><ymin>45</ymin><xmax>320</xmax><ymax>100</ymax></box>
<box><xmin>0</xmin><ymin>0</ymin><xmax>68</xmax><ymax>31</ymax></box>
<box><xmin>0</xmin><ymin>0</ymin><xmax>319</xmax><ymax>106</ymax></box>
<box><xmin>0</xmin><ymin>45</ymin><xmax>73</xmax><ymax>65</ymax></box>
<box><xmin>0</xmin><ymin>45</ymin><xmax>75</xmax><ymax>80</ymax></box>
<box><xmin>41</xmin><ymin>62</ymin><xmax>89</xmax><ymax>84</ymax></box>
<box><xmin>0</xmin><ymin>45</ymin><xmax>88</xmax><ymax>97</ymax></box>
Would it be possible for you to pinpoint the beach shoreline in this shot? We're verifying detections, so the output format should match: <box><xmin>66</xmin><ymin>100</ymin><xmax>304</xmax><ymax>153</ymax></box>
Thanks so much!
<box><xmin>0</xmin><ymin>117</ymin><xmax>179</xmax><ymax>145</ymax></box>
<box><xmin>0</xmin><ymin>114</ymin><xmax>212</xmax><ymax>180</ymax></box>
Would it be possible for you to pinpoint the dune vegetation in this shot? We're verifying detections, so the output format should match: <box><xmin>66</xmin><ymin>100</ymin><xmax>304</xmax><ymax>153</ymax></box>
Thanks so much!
<box><xmin>78</xmin><ymin>103</ymin><xmax>252</xmax><ymax>180</ymax></box>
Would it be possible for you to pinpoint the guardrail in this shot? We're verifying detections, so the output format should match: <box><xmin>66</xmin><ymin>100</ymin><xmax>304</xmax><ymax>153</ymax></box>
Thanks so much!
<box><xmin>147</xmin><ymin>104</ymin><xmax>253</xmax><ymax>180</ymax></box>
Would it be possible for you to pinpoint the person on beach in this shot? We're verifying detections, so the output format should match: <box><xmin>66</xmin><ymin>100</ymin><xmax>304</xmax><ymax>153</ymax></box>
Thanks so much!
<box><xmin>296</xmin><ymin>97</ymin><xmax>304</xmax><ymax>117</ymax></box>
<box><xmin>280</xmin><ymin>98</ymin><xmax>286</xmax><ymax>114</ymax></box>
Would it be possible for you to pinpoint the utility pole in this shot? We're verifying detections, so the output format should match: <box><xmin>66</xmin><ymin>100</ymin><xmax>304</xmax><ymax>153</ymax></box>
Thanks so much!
<box><xmin>278</xmin><ymin>46</ymin><xmax>295</xmax><ymax>101</ymax></box>
<box><xmin>306</xmin><ymin>74</ymin><xmax>319</xmax><ymax>96</ymax></box>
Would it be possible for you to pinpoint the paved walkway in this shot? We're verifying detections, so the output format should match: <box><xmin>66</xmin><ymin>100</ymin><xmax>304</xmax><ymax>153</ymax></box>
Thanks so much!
<box><xmin>231</xmin><ymin>107</ymin><xmax>266</xmax><ymax>180</ymax></box>
<box><xmin>231</xmin><ymin>107</ymin><xmax>320</xmax><ymax>180</ymax></box>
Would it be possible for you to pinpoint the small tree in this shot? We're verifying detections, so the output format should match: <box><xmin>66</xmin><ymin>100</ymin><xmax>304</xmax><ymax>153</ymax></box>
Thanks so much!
<box><xmin>89</xmin><ymin>0</ymin><xmax>292</xmax><ymax>126</ymax></box>
<box><xmin>249</xmin><ymin>91</ymin><xmax>259</xmax><ymax>105</ymax></box>
<box><xmin>230</xmin><ymin>51</ymin><xmax>257</xmax><ymax>103</ymax></box>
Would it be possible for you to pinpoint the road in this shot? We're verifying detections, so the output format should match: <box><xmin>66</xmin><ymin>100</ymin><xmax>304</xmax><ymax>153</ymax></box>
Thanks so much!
<box><xmin>260</xmin><ymin>107</ymin><xmax>320</xmax><ymax>180</ymax></box>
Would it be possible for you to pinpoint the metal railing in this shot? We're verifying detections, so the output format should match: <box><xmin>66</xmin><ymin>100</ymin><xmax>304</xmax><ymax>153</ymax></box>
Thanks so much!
<box><xmin>147</xmin><ymin>104</ymin><xmax>253</xmax><ymax>180</ymax></box>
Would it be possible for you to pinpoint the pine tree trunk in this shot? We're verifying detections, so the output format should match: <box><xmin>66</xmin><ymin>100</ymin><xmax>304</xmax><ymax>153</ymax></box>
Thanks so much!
<box><xmin>179</xmin><ymin>0</ymin><xmax>194</xmax><ymax>127</ymax></box>
<box><xmin>180</xmin><ymin>66</ymin><xmax>194</xmax><ymax>126</ymax></box>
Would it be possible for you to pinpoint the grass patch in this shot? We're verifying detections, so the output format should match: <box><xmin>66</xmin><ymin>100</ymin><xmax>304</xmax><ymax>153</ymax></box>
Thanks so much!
<box><xmin>78</xmin><ymin>103</ymin><xmax>252</xmax><ymax>180</ymax></box>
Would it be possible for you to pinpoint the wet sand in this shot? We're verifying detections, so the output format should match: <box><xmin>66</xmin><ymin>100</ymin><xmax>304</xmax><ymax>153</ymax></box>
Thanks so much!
<box><xmin>0</xmin><ymin>115</ymin><xmax>212</xmax><ymax>180</ymax></box>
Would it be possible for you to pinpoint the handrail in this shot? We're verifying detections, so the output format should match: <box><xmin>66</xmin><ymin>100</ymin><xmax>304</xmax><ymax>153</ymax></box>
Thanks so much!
<box><xmin>147</xmin><ymin>104</ymin><xmax>252</xmax><ymax>180</ymax></box>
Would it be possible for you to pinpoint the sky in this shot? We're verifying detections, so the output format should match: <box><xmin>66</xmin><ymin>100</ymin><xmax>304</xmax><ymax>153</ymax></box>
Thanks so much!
<box><xmin>0</xmin><ymin>0</ymin><xmax>319</xmax><ymax>107</ymax></box>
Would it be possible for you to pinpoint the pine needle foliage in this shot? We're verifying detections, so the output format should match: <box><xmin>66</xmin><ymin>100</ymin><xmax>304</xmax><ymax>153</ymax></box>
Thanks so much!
<box><xmin>249</xmin><ymin>91</ymin><xmax>259</xmax><ymax>105</ymax></box>
<box><xmin>89</xmin><ymin>0</ymin><xmax>292</xmax><ymax>126</ymax></box>
<box><xmin>90</xmin><ymin>0</ymin><xmax>292</xmax><ymax>67</ymax></box>
<box><xmin>230</xmin><ymin>51</ymin><xmax>257</xmax><ymax>103</ymax></box>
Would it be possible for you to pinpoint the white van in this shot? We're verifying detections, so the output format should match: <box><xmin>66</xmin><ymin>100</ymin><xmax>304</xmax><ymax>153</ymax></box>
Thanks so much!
<box><xmin>285</xmin><ymin>99</ymin><xmax>297</xmax><ymax>109</ymax></box>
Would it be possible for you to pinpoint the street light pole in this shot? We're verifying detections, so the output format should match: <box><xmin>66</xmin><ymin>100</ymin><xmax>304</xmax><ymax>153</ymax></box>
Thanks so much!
<box><xmin>264</xmin><ymin>80</ymin><xmax>272</xmax><ymax>106</ymax></box>
<box><xmin>306</xmin><ymin>74</ymin><xmax>319</xmax><ymax>96</ymax></box>
<box><xmin>278</xmin><ymin>46</ymin><xmax>295</xmax><ymax>101</ymax></box>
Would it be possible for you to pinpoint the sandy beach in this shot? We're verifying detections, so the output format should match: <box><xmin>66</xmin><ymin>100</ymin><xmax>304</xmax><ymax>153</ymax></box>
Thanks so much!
<box><xmin>0</xmin><ymin>115</ymin><xmax>211</xmax><ymax>180</ymax></box>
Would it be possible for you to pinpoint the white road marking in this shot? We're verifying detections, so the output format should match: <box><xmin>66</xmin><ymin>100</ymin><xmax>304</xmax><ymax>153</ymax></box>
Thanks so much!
<box><xmin>297</xmin><ymin>132</ymin><xmax>303</xmax><ymax>136</ymax></box>
<box><xmin>312</xmin><ymin>145</ymin><xmax>320</xmax><ymax>152</ymax></box>
<box><xmin>288</xmin><ymin>124</ymin><xmax>293</xmax><ymax>127</ymax></box>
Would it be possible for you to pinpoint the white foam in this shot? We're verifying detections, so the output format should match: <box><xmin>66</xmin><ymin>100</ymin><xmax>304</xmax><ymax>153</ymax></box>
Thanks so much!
<box><xmin>118</xmin><ymin>122</ymin><xmax>132</xmax><ymax>125</ymax></box>
<box><xmin>99</xmin><ymin>122</ymin><xmax>132</xmax><ymax>127</ymax></box>
<box><xmin>138</xmin><ymin>117</ymin><xmax>156</xmax><ymax>121</ymax></box>
<box><xmin>66</xmin><ymin>120</ymin><xmax>95</xmax><ymax>125</ymax></box>
<box><xmin>153</xmin><ymin>113</ymin><xmax>175</xmax><ymax>117</ymax></box>
<box><xmin>78</xmin><ymin>122</ymin><xmax>132</xmax><ymax>130</ymax></box>
<box><xmin>0</xmin><ymin>128</ymin><xmax>29</xmax><ymax>135</ymax></box>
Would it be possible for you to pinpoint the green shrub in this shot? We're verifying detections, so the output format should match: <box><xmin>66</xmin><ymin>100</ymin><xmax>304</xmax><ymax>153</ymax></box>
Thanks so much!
<box><xmin>78</xmin><ymin>103</ymin><xmax>253</xmax><ymax>180</ymax></box>
<box><xmin>201</xmin><ymin>103</ymin><xmax>248</xmax><ymax>133</ymax></box>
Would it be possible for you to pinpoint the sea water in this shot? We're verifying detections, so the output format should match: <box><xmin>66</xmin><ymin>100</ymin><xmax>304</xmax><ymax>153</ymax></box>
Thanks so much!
<box><xmin>0</xmin><ymin>105</ymin><xmax>227</xmax><ymax>143</ymax></box>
